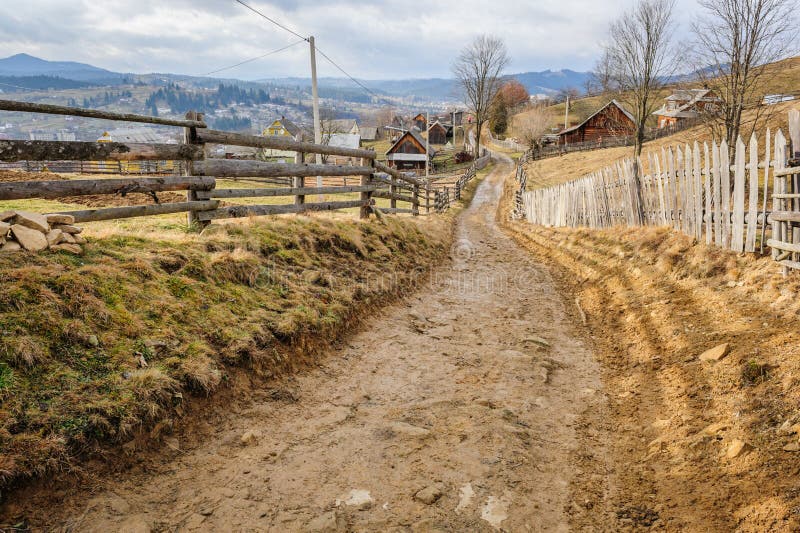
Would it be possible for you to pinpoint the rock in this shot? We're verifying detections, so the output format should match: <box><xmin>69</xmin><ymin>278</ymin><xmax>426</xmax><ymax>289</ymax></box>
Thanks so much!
<box><xmin>0</xmin><ymin>211</ymin><xmax>14</xmax><ymax>222</ymax></box>
<box><xmin>783</xmin><ymin>442</ymin><xmax>800</xmax><ymax>452</ymax></box>
<box><xmin>182</xmin><ymin>513</ymin><xmax>206</xmax><ymax>530</ymax></box>
<box><xmin>0</xmin><ymin>221</ymin><xmax>10</xmax><ymax>237</ymax></box>
<box><xmin>54</xmin><ymin>224</ymin><xmax>82</xmax><ymax>234</ymax></box>
<box><xmin>46</xmin><ymin>228</ymin><xmax>64</xmax><ymax>246</ymax></box>
<box><xmin>12</xmin><ymin>211</ymin><xmax>49</xmax><ymax>233</ymax></box>
<box><xmin>87</xmin><ymin>335</ymin><xmax>100</xmax><ymax>347</ymax></box>
<box><xmin>651</xmin><ymin>419</ymin><xmax>670</xmax><ymax>429</ymax></box>
<box><xmin>388</xmin><ymin>421</ymin><xmax>431</xmax><ymax>438</ymax></box>
<box><xmin>50</xmin><ymin>243</ymin><xmax>82</xmax><ymax>254</ymax></box>
<box><xmin>72</xmin><ymin>233</ymin><xmax>87</xmax><ymax>245</ymax></box>
<box><xmin>523</xmin><ymin>336</ymin><xmax>550</xmax><ymax>348</ymax></box>
<box><xmin>726</xmin><ymin>439</ymin><xmax>750</xmax><ymax>458</ymax></box>
<box><xmin>699</xmin><ymin>343</ymin><xmax>730</xmax><ymax>362</ymax></box>
<box><xmin>306</xmin><ymin>511</ymin><xmax>343</xmax><ymax>532</ymax></box>
<box><xmin>11</xmin><ymin>224</ymin><xmax>48</xmax><ymax>251</ymax></box>
<box><xmin>0</xmin><ymin>241</ymin><xmax>21</xmax><ymax>253</ymax></box>
<box><xmin>475</xmin><ymin>398</ymin><xmax>495</xmax><ymax>408</ymax></box>
<box><xmin>414</xmin><ymin>483</ymin><xmax>445</xmax><ymax>505</ymax></box>
<box><xmin>240</xmin><ymin>429</ymin><xmax>262</xmax><ymax>446</ymax></box>
<box><xmin>702</xmin><ymin>421</ymin><xmax>730</xmax><ymax>435</ymax></box>
<box><xmin>61</xmin><ymin>232</ymin><xmax>77</xmax><ymax>244</ymax></box>
<box><xmin>45</xmin><ymin>213</ymin><xmax>75</xmax><ymax>225</ymax></box>
<box><xmin>336</xmin><ymin>489</ymin><xmax>373</xmax><ymax>510</ymax></box>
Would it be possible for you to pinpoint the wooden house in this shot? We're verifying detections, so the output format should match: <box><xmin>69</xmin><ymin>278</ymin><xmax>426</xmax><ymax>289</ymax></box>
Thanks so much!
<box><xmin>558</xmin><ymin>100</ymin><xmax>635</xmax><ymax>145</ymax></box>
<box><xmin>263</xmin><ymin>116</ymin><xmax>306</xmax><ymax>140</ymax></box>
<box><xmin>360</xmin><ymin>126</ymin><xmax>379</xmax><ymax>142</ymax></box>
<box><xmin>653</xmin><ymin>89</ymin><xmax>721</xmax><ymax>128</ymax></box>
<box><xmin>385</xmin><ymin>129</ymin><xmax>435</xmax><ymax>172</ymax></box>
<box><xmin>427</xmin><ymin>121</ymin><xmax>448</xmax><ymax>145</ymax></box>
<box><xmin>412</xmin><ymin>113</ymin><xmax>427</xmax><ymax>131</ymax></box>
<box><xmin>329</xmin><ymin>119</ymin><xmax>360</xmax><ymax>135</ymax></box>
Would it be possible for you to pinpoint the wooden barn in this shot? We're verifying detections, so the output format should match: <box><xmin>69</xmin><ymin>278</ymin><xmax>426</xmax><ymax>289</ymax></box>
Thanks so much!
<box><xmin>558</xmin><ymin>100</ymin><xmax>635</xmax><ymax>145</ymax></box>
<box><xmin>427</xmin><ymin>121</ymin><xmax>448</xmax><ymax>145</ymax></box>
<box><xmin>385</xmin><ymin>129</ymin><xmax>435</xmax><ymax>172</ymax></box>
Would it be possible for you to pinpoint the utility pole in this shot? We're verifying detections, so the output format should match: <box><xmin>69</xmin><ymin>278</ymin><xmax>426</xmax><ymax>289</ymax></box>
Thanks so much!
<box><xmin>426</xmin><ymin>111</ymin><xmax>430</xmax><ymax>179</ymax></box>
<box><xmin>564</xmin><ymin>94</ymin><xmax>570</xmax><ymax>130</ymax></box>
<box><xmin>309</xmin><ymin>36</ymin><xmax>323</xmax><ymax>198</ymax></box>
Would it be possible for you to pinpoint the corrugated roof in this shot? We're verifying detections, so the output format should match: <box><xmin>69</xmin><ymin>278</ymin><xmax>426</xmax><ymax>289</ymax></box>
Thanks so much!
<box><xmin>360</xmin><ymin>126</ymin><xmax>378</xmax><ymax>140</ymax></box>
<box><xmin>323</xmin><ymin>133</ymin><xmax>361</xmax><ymax>150</ymax></box>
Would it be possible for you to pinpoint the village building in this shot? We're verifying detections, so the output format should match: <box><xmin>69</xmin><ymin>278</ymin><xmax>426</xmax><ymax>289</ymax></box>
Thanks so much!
<box><xmin>359</xmin><ymin>126</ymin><xmax>379</xmax><ymax>142</ymax></box>
<box><xmin>412</xmin><ymin>113</ymin><xmax>427</xmax><ymax>131</ymax></box>
<box><xmin>385</xmin><ymin>129</ymin><xmax>435</xmax><ymax>173</ymax></box>
<box><xmin>263</xmin><ymin>116</ymin><xmax>306</xmax><ymax>140</ymax></box>
<box><xmin>653</xmin><ymin>89</ymin><xmax>721</xmax><ymax>128</ymax></box>
<box><xmin>427</xmin><ymin>121</ymin><xmax>448</xmax><ymax>145</ymax></box>
<box><xmin>322</xmin><ymin>133</ymin><xmax>361</xmax><ymax>165</ymax></box>
<box><xmin>558</xmin><ymin>100</ymin><xmax>636</xmax><ymax>145</ymax></box>
<box><xmin>328</xmin><ymin>119</ymin><xmax>360</xmax><ymax>135</ymax></box>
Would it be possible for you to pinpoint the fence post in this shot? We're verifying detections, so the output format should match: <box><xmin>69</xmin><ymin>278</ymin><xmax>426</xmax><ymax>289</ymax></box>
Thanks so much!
<box><xmin>425</xmin><ymin>186</ymin><xmax>431</xmax><ymax>215</ymax></box>
<box><xmin>389</xmin><ymin>173</ymin><xmax>397</xmax><ymax>210</ymax></box>
<box><xmin>294</xmin><ymin>151</ymin><xmax>305</xmax><ymax>206</ymax></box>
<box><xmin>183</xmin><ymin>110</ymin><xmax>208</xmax><ymax>229</ymax></box>
<box><xmin>360</xmin><ymin>156</ymin><xmax>373</xmax><ymax>219</ymax></box>
<box><xmin>412</xmin><ymin>183</ymin><xmax>420</xmax><ymax>216</ymax></box>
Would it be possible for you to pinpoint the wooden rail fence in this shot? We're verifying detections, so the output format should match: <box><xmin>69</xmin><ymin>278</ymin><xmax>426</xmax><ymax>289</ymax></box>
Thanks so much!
<box><xmin>0</xmin><ymin>99</ymin><xmax>445</xmax><ymax>225</ymax></box>
<box><xmin>517</xmin><ymin>110</ymin><xmax>800</xmax><ymax>273</ymax></box>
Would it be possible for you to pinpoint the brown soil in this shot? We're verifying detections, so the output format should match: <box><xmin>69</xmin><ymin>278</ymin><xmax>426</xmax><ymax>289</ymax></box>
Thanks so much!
<box><xmin>8</xmin><ymin>156</ymin><xmax>605</xmax><ymax>531</ymax></box>
<box><xmin>58</xmin><ymin>191</ymin><xmax>186</xmax><ymax>208</ymax></box>
<box><xmin>0</xmin><ymin>170</ymin><xmax>68</xmax><ymax>182</ymax></box>
<box><xmin>502</xmin><ymin>220</ymin><xmax>800</xmax><ymax>531</ymax></box>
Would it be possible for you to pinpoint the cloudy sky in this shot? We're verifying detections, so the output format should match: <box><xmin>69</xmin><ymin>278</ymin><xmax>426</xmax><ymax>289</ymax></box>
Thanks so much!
<box><xmin>0</xmin><ymin>0</ymin><xmax>702</xmax><ymax>80</ymax></box>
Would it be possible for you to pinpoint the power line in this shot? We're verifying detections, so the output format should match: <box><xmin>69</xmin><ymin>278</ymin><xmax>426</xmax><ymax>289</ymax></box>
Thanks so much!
<box><xmin>313</xmin><ymin>46</ymin><xmax>392</xmax><ymax>106</ymax></box>
<box><xmin>233</xmin><ymin>0</ymin><xmax>308</xmax><ymax>42</ymax></box>
<box><xmin>201</xmin><ymin>39</ymin><xmax>306</xmax><ymax>77</ymax></box>
<box><xmin>232</xmin><ymin>0</ymin><xmax>392</xmax><ymax>107</ymax></box>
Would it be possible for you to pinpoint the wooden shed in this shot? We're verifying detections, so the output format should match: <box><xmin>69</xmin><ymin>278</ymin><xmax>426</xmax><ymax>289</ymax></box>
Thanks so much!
<box><xmin>412</xmin><ymin>113</ymin><xmax>427</xmax><ymax>131</ymax></box>
<box><xmin>385</xmin><ymin>129</ymin><xmax>435</xmax><ymax>172</ymax></box>
<box><xmin>427</xmin><ymin>121</ymin><xmax>448</xmax><ymax>145</ymax></box>
<box><xmin>558</xmin><ymin>100</ymin><xmax>635</xmax><ymax>145</ymax></box>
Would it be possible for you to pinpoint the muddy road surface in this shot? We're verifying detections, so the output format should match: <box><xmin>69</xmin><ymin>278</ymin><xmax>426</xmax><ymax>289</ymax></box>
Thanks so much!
<box><xmin>33</xmin><ymin>156</ymin><xmax>605</xmax><ymax>531</ymax></box>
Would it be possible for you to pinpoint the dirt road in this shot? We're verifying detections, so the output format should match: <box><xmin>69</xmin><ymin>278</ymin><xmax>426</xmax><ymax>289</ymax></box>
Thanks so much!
<box><xmin>37</xmin><ymin>156</ymin><xmax>605</xmax><ymax>531</ymax></box>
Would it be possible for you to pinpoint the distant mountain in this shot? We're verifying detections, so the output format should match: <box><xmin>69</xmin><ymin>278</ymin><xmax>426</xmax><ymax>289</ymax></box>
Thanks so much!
<box><xmin>261</xmin><ymin>69</ymin><xmax>591</xmax><ymax>101</ymax></box>
<box><xmin>0</xmin><ymin>53</ymin><xmax>128</xmax><ymax>83</ymax></box>
<box><xmin>512</xmin><ymin>69</ymin><xmax>591</xmax><ymax>95</ymax></box>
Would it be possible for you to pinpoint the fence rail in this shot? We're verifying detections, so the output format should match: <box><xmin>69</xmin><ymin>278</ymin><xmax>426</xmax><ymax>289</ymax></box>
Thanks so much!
<box><xmin>0</xmin><ymin>101</ymin><xmax>439</xmax><ymax>226</ymax></box>
<box><xmin>517</xmin><ymin>110</ymin><xmax>800</xmax><ymax>272</ymax></box>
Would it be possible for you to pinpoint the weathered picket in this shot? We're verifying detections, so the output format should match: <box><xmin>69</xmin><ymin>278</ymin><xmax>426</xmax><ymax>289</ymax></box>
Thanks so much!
<box><xmin>519</xmin><ymin>111</ymin><xmax>800</xmax><ymax>270</ymax></box>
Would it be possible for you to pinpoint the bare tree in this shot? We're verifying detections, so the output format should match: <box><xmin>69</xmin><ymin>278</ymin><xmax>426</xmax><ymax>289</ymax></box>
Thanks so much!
<box><xmin>605</xmin><ymin>0</ymin><xmax>677</xmax><ymax>158</ymax></box>
<box><xmin>452</xmin><ymin>35</ymin><xmax>510</xmax><ymax>157</ymax></box>
<box><xmin>516</xmin><ymin>104</ymin><xmax>553</xmax><ymax>152</ymax></box>
<box><xmin>693</xmin><ymin>0</ymin><xmax>797</xmax><ymax>148</ymax></box>
<box><xmin>587</xmin><ymin>49</ymin><xmax>618</xmax><ymax>96</ymax></box>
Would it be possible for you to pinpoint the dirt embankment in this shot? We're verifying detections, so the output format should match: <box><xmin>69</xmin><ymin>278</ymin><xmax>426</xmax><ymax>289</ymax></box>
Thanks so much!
<box><xmin>503</xmin><ymin>212</ymin><xmax>800</xmax><ymax>530</ymax></box>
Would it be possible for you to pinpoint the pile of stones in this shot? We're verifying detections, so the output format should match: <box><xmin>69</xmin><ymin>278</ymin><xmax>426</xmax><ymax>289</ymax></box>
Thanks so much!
<box><xmin>0</xmin><ymin>210</ymin><xmax>85</xmax><ymax>254</ymax></box>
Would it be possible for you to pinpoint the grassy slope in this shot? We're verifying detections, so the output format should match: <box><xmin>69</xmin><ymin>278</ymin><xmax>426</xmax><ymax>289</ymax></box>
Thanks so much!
<box><xmin>0</xmin><ymin>171</ymin><xmax>482</xmax><ymax>491</ymax></box>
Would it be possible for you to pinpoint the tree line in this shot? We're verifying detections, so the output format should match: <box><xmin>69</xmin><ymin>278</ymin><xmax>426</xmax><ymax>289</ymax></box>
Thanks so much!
<box><xmin>144</xmin><ymin>83</ymin><xmax>272</xmax><ymax>115</ymax></box>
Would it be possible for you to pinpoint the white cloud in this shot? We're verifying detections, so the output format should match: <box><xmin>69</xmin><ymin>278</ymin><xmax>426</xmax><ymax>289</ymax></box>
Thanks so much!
<box><xmin>0</xmin><ymin>0</ymin><xmax>703</xmax><ymax>79</ymax></box>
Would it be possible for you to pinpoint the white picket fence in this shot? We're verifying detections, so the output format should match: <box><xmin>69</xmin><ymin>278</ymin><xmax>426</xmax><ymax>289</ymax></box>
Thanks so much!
<box><xmin>520</xmin><ymin>114</ymin><xmax>800</xmax><ymax>263</ymax></box>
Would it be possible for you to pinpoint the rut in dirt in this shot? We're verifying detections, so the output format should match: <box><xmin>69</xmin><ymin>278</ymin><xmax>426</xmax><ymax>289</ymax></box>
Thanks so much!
<box><xmin>33</xmin><ymin>156</ymin><xmax>604</xmax><ymax>532</ymax></box>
